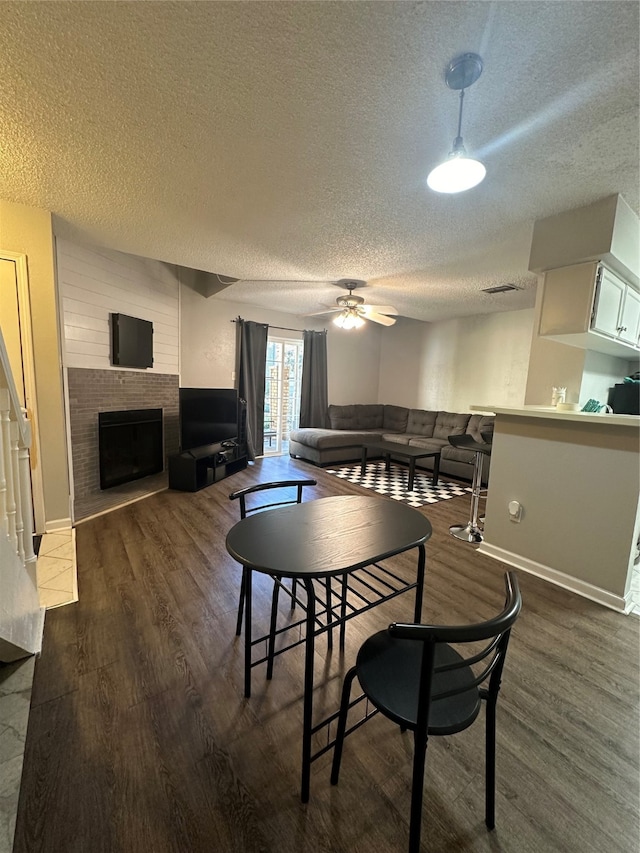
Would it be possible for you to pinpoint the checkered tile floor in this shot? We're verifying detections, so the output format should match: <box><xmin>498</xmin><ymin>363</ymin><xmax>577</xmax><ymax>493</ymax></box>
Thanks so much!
<box><xmin>326</xmin><ymin>461</ymin><xmax>472</xmax><ymax>507</ymax></box>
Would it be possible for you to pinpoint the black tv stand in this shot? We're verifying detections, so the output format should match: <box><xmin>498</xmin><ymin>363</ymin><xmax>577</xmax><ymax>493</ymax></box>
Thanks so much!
<box><xmin>168</xmin><ymin>443</ymin><xmax>247</xmax><ymax>492</ymax></box>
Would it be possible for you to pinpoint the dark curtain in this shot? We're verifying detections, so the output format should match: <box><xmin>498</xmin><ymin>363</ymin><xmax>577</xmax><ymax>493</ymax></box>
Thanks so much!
<box><xmin>299</xmin><ymin>330</ymin><xmax>328</xmax><ymax>428</ymax></box>
<box><xmin>236</xmin><ymin>319</ymin><xmax>268</xmax><ymax>460</ymax></box>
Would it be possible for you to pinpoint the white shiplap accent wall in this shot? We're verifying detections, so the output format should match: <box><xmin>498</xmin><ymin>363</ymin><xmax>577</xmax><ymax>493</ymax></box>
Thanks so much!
<box><xmin>57</xmin><ymin>239</ymin><xmax>179</xmax><ymax>374</ymax></box>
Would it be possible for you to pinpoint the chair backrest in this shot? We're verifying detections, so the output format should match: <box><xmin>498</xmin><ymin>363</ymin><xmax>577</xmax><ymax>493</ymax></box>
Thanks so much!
<box><xmin>229</xmin><ymin>478</ymin><xmax>317</xmax><ymax>519</ymax></box>
<box><xmin>389</xmin><ymin>571</ymin><xmax>521</xmax><ymax>720</ymax></box>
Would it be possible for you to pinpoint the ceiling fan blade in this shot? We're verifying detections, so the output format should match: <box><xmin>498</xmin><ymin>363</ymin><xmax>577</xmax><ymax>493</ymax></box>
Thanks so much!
<box><xmin>361</xmin><ymin>304</ymin><xmax>398</xmax><ymax>316</ymax></box>
<box><xmin>303</xmin><ymin>306</ymin><xmax>342</xmax><ymax>316</ymax></box>
<box><xmin>365</xmin><ymin>311</ymin><xmax>397</xmax><ymax>326</ymax></box>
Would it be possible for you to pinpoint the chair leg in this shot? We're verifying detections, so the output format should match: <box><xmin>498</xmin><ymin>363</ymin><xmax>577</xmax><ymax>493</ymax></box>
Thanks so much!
<box><xmin>409</xmin><ymin>729</ymin><xmax>429</xmax><ymax>853</ymax></box>
<box><xmin>266</xmin><ymin>579</ymin><xmax>281</xmax><ymax>680</ymax></box>
<box><xmin>291</xmin><ymin>577</ymin><xmax>298</xmax><ymax>610</ymax></box>
<box><xmin>485</xmin><ymin>699</ymin><xmax>497</xmax><ymax>829</ymax></box>
<box><xmin>235</xmin><ymin>572</ymin><xmax>246</xmax><ymax>636</ymax></box>
<box><xmin>330</xmin><ymin>666</ymin><xmax>358</xmax><ymax>785</ymax></box>
<box><xmin>450</xmin><ymin>449</ymin><xmax>484</xmax><ymax>544</ymax></box>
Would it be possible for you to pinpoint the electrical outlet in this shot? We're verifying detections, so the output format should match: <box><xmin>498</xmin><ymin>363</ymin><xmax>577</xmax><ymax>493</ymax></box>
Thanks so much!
<box><xmin>508</xmin><ymin>500</ymin><xmax>522</xmax><ymax>523</ymax></box>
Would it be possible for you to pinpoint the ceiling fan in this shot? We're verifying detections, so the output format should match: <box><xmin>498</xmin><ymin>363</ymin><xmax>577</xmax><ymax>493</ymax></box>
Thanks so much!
<box><xmin>306</xmin><ymin>280</ymin><xmax>398</xmax><ymax>328</ymax></box>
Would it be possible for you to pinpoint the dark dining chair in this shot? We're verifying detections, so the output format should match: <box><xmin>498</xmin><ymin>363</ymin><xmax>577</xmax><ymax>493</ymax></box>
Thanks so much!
<box><xmin>229</xmin><ymin>478</ymin><xmax>318</xmax><ymax>635</ymax></box>
<box><xmin>330</xmin><ymin>571</ymin><xmax>522</xmax><ymax>853</ymax></box>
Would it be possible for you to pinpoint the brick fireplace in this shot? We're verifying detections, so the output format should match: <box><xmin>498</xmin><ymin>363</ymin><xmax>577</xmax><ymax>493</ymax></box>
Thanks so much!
<box><xmin>67</xmin><ymin>368</ymin><xmax>179</xmax><ymax>521</ymax></box>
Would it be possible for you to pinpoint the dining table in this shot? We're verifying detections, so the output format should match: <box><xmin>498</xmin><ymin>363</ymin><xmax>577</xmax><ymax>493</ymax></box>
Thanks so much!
<box><xmin>225</xmin><ymin>493</ymin><xmax>432</xmax><ymax>801</ymax></box>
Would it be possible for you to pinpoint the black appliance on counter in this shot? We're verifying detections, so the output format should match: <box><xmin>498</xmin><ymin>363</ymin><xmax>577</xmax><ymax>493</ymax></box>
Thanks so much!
<box><xmin>609</xmin><ymin>383</ymin><xmax>640</xmax><ymax>415</ymax></box>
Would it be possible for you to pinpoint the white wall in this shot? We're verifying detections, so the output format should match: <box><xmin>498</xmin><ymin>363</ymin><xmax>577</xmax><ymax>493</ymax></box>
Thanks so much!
<box><xmin>377</xmin><ymin>318</ymin><xmax>428</xmax><ymax>407</ymax></box>
<box><xmin>57</xmin><ymin>239</ymin><xmax>180</xmax><ymax>374</ymax></box>
<box><xmin>483</xmin><ymin>415</ymin><xmax>639</xmax><ymax>602</ymax></box>
<box><xmin>179</xmin><ymin>285</ymin><xmax>382</xmax><ymax>401</ymax></box>
<box><xmin>379</xmin><ymin>309</ymin><xmax>535</xmax><ymax>412</ymax></box>
<box><xmin>581</xmin><ymin>349</ymin><xmax>639</xmax><ymax>407</ymax></box>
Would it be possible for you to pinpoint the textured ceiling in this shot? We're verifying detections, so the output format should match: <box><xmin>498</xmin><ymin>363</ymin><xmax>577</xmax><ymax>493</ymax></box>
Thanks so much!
<box><xmin>0</xmin><ymin>1</ymin><xmax>638</xmax><ymax>322</ymax></box>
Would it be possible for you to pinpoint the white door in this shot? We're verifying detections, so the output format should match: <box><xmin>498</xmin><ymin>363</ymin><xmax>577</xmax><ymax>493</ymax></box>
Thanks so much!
<box><xmin>0</xmin><ymin>253</ymin><xmax>45</xmax><ymax>533</ymax></box>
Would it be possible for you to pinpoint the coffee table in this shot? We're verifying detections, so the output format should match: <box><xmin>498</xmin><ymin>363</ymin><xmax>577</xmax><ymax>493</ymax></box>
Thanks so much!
<box><xmin>361</xmin><ymin>441</ymin><xmax>441</xmax><ymax>490</ymax></box>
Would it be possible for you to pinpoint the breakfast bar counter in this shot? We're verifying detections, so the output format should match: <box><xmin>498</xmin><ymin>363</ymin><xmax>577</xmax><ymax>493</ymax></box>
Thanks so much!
<box><xmin>471</xmin><ymin>404</ymin><xmax>640</xmax><ymax>612</ymax></box>
<box><xmin>473</xmin><ymin>404</ymin><xmax>638</xmax><ymax>427</ymax></box>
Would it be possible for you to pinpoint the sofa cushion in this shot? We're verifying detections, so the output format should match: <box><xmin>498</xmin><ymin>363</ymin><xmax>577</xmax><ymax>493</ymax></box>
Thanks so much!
<box><xmin>381</xmin><ymin>433</ymin><xmax>412</xmax><ymax>445</ymax></box>
<box><xmin>466</xmin><ymin>414</ymin><xmax>495</xmax><ymax>443</ymax></box>
<box><xmin>433</xmin><ymin>411</ymin><xmax>471</xmax><ymax>439</ymax></box>
<box><xmin>289</xmin><ymin>427</ymin><xmax>382</xmax><ymax>450</ymax></box>
<box><xmin>406</xmin><ymin>409</ymin><xmax>437</xmax><ymax>437</ymax></box>
<box><xmin>328</xmin><ymin>404</ymin><xmax>383</xmax><ymax>430</ymax></box>
<box><xmin>355</xmin><ymin>404</ymin><xmax>384</xmax><ymax>429</ymax></box>
<box><xmin>328</xmin><ymin>405</ymin><xmax>356</xmax><ymax>429</ymax></box>
<box><xmin>383</xmin><ymin>405</ymin><xmax>409</xmax><ymax>432</ymax></box>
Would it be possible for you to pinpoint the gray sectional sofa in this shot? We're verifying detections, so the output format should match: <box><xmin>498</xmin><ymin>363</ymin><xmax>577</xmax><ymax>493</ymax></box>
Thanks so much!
<box><xmin>289</xmin><ymin>403</ymin><xmax>494</xmax><ymax>483</ymax></box>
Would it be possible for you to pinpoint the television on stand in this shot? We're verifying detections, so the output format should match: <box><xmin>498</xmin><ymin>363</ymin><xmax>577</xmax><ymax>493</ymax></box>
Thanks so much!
<box><xmin>179</xmin><ymin>387</ymin><xmax>239</xmax><ymax>454</ymax></box>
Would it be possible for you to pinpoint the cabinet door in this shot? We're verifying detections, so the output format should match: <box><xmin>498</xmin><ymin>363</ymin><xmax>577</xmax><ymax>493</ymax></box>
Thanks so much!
<box><xmin>591</xmin><ymin>268</ymin><xmax>625</xmax><ymax>338</ymax></box>
<box><xmin>619</xmin><ymin>288</ymin><xmax>640</xmax><ymax>346</ymax></box>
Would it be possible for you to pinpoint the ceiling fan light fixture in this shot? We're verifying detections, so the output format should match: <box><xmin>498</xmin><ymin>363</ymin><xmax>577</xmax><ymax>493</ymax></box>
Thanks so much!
<box><xmin>334</xmin><ymin>309</ymin><xmax>364</xmax><ymax>330</ymax></box>
<box><xmin>427</xmin><ymin>53</ymin><xmax>486</xmax><ymax>195</ymax></box>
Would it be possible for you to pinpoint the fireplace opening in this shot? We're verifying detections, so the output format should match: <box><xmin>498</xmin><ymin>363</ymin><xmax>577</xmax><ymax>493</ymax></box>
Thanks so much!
<box><xmin>98</xmin><ymin>408</ymin><xmax>163</xmax><ymax>490</ymax></box>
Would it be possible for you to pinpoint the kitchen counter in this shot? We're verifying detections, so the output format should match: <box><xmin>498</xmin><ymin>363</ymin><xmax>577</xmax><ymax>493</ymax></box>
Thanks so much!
<box><xmin>471</xmin><ymin>404</ymin><xmax>640</xmax><ymax>612</ymax></box>
<box><xmin>471</xmin><ymin>404</ymin><xmax>639</xmax><ymax>427</ymax></box>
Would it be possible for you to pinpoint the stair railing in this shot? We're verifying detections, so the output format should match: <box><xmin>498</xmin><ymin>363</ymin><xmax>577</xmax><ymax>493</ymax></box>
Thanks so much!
<box><xmin>0</xmin><ymin>330</ymin><xmax>36</xmax><ymax>579</ymax></box>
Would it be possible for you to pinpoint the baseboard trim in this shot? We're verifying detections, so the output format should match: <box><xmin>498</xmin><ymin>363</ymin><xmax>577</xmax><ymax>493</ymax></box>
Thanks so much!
<box><xmin>44</xmin><ymin>517</ymin><xmax>73</xmax><ymax>533</ymax></box>
<box><xmin>478</xmin><ymin>542</ymin><xmax>628</xmax><ymax>613</ymax></box>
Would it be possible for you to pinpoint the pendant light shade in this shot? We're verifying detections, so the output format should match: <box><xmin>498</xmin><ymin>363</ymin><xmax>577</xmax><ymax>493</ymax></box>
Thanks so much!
<box><xmin>427</xmin><ymin>53</ymin><xmax>486</xmax><ymax>194</ymax></box>
<box><xmin>427</xmin><ymin>142</ymin><xmax>486</xmax><ymax>193</ymax></box>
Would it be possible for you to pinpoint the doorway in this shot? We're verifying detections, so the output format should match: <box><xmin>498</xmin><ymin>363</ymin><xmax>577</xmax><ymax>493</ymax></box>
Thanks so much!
<box><xmin>0</xmin><ymin>252</ymin><xmax>45</xmax><ymax>533</ymax></box>
<box><xmin>263</xmin><ymin>335</ymin><xmax>303</xmax><ymax>456</ymax></box>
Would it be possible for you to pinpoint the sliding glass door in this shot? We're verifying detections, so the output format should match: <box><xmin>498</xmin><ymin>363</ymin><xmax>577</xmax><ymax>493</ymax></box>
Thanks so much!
<box><xmin>263</xmin><ymin>336</ymin><xmax>303</xmax><ymax>456</ymax></box>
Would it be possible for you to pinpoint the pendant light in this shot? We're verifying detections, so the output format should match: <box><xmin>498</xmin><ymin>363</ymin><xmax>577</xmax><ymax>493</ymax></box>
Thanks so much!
<box><xmin>427</xmin><ymin>53</ymin><xmax>486</xmax><ymax>194</ymax></box>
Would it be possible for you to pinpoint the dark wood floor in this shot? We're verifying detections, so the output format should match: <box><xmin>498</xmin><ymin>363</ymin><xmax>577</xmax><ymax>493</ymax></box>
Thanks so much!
<box><xmin>14</xmin><ymin>456</ymin><xmax>640</xmax><ymax>852</ymax></box>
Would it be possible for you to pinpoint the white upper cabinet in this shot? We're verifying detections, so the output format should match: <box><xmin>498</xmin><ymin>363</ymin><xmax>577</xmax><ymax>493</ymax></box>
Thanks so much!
<box><xmin>592</xmin><ymin>268</ymin><xmax>625</xmax><ymax>337</ymax></box>
<box><xmin>618</xmin><ymin>287</ymin><xmax>640</xmax><ymax>346</ymax></box>
<box><xmin>539</xmin><ymin>261</ymin><xmax>640</xmax><ymax>357</ymax></box>
<box><xmin>592</xmin><ymin>267</ymin><xmax>640</xmax><ymax>346</ymax></box>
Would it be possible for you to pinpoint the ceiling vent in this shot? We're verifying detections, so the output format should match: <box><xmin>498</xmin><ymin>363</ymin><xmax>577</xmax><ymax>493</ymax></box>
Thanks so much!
<box><xmin>482</xmin><ymin>283</ymin><xmax>520</xmax><ymax>294</ymax></box>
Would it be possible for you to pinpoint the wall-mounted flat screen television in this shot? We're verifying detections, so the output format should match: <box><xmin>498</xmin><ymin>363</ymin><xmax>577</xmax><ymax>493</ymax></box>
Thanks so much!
<box><xmin>110</xmin><ymin>313</ymin><xmax>153</xmax><ymax>368</ymax></box>
<box><xmin>179</xmin><ymin>387</ymin><xmax>238</xmax><ymax>452</ymax></box>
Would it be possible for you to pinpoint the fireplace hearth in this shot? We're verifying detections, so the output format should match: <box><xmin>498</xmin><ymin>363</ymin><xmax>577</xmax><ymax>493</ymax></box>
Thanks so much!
<box><xmin>99</xmin><ymin>408</ymin><xmax>164</xmax><ymax>489</ymax></box>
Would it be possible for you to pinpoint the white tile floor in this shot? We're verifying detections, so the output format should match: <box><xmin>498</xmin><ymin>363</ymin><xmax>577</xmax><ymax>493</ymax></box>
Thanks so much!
<box><xmin>628</xmin><ymin>560</ymin><xmax>640</xmax><ymax>616</ymax></box>
<box><xmin>0</xmin><ymin>656</ymin><xmax>35</xmax><ymax>853</ymax></box>
<box><xmin>36</xmin><ymin>529</ymin><xmax>77</xmax><ymax>610</ymax></box>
